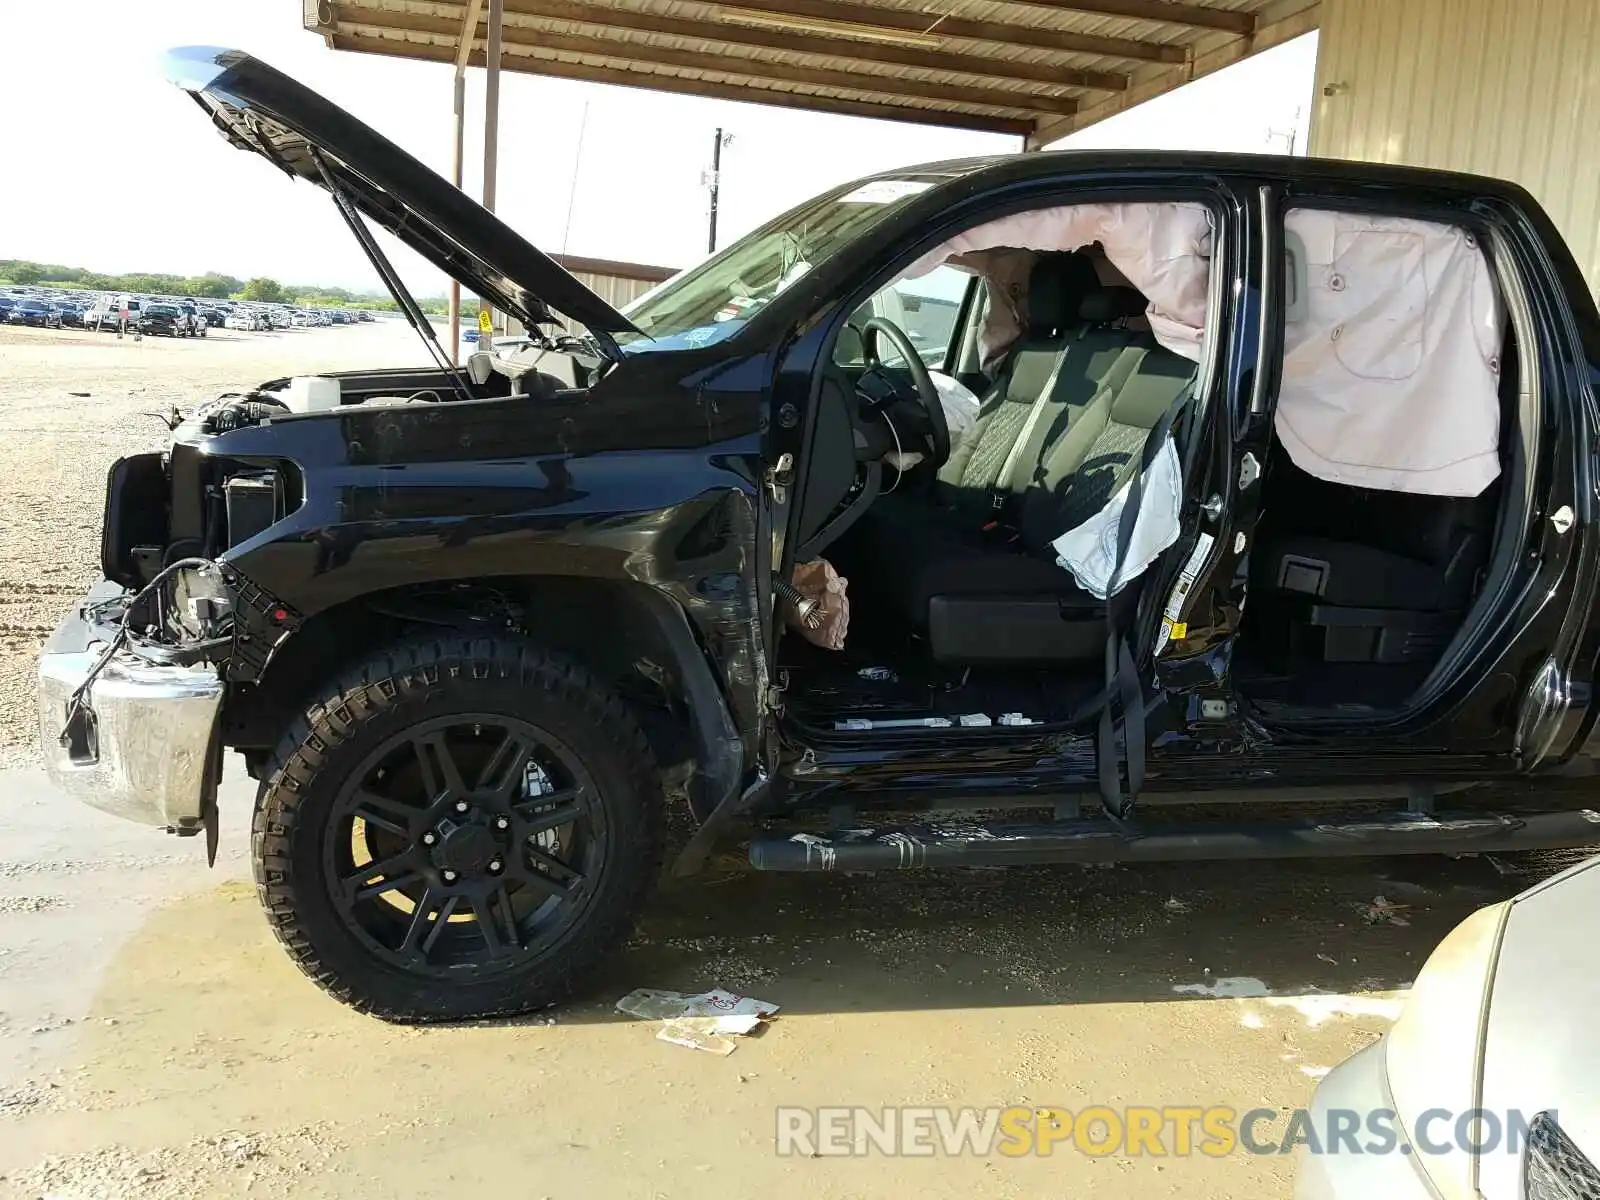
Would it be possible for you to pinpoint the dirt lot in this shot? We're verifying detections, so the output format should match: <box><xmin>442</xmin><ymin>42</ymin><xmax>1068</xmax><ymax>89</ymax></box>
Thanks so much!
<box><xmin>0</xmin><ymin>321</ymin><xmax>1588</xmax><ymax>1198</ymax></box>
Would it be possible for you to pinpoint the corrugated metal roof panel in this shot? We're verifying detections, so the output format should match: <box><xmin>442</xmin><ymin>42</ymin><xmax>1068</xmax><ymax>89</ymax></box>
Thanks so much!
<box><xmin>313</xmin><ymin>0</ymin><xmax>1322</xmax><ymax>140</ymax></box>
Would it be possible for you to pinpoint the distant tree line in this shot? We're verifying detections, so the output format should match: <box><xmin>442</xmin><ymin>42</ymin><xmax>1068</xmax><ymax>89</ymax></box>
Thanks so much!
<box><xmin>0</xmin><ymin>259</ymin><xmax>450</xmax><ymax>315</ymax></box>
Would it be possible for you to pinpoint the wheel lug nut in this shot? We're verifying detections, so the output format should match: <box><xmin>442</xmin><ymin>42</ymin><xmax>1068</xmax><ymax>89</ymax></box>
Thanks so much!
<box><xmin>495</xmin><ymin>817</ymin><xmax>509</xmax><ymax>831</ymax></box>
<box><xmin>488</xmin><ymin>860</ymin><xmax>502</xmax><ymax>874</ymax></box>
<box><xmin>454</xmin><ymin>800</ymin><xmax>469</xmax><ymax>814</ymax></box>
<box><xmin>441</xmin><ymin>869</ymin><xmax>457</xmax><ymax>883</ymax></box>
<box><xmin>421</xmin><ymin>832</ymin><xmax>437</xmax><ymax>846</ymax></box>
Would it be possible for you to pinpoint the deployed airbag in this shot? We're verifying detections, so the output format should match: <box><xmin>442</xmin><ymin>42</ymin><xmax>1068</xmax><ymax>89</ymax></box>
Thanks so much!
<box><xmin>905</xmin><ymin>203</ymin><xmax>1212</xmax><ymax>363</ymax></box>
<box><xmin>1277</xmin><ymin>210</ymin><xmax>1503</xmax><ymax>498</ymax></box>
<box><xmin>1050</xmin><ymin>435</ymin><xmax>1182</xmax><ymax>599</ymax></box>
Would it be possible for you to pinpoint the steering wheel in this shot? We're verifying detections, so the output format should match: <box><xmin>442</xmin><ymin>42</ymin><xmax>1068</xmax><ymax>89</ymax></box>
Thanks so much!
<box><xmin>861</xmin><ymin>316</ymin><xmax>950</xmax><ymax>469</ymax></box>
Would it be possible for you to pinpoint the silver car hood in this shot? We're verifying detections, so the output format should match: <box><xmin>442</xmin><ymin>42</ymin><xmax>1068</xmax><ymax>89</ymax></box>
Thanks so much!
<box><xmin>1477</xmin><ymin>854</ymin><xmax>1600</xmax><ymax>1196</ymax></box>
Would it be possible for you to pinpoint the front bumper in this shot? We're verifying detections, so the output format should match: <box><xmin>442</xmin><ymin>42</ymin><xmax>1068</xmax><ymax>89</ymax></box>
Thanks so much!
<box><xmin>36</xmin><ymin>581</ymin><xmax>224</xmax><ymax>831</ymax></box>
<box><xmin>1295</xmin><ymin>1041</ymin><xmax>1442</xmax><ymax>1200</ymax></box>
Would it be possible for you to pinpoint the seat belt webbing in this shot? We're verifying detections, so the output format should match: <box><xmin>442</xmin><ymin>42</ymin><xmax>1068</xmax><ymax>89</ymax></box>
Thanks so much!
<box><xmin>1096</xmin><ymin>379</ymin><xmax>1199</xmax><ymax>819</ymax></box>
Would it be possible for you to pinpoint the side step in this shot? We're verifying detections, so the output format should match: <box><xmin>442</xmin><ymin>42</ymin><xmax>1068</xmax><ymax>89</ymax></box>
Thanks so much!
<box><xmin>748</xmin><ymin>809</ymin><xmax>1600</xmax><ymax>871</ymax></box>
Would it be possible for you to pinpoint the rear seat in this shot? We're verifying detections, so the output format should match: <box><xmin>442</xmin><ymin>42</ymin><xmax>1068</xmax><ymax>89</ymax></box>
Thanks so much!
<box><xmin>1250</xmin><ymin>454</ymin><xmax>1499</xmax><ymax>664</ymax></box>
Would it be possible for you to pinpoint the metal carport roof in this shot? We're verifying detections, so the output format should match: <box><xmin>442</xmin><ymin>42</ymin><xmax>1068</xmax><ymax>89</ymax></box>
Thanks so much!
<box><xmin>304</xmin><ymin>0</ymin><xmax>1321</xmax><ymax>147</ymax></box>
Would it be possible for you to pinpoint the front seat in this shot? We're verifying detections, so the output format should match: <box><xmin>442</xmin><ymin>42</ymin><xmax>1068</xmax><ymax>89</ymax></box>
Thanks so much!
<box><xmin>923</xmin><ymin>335</ymin><xmax>1197</xmax><ymax>665</ymax></box>
<box><xmin>934</xmin><ymin>251</ymin><xmax>1103</xmax><ymax>507</ymax></box>
<box><xmin>839</xmin><ymin>307</ymin><xmax>1196</xmax><ymax>666</ymax></box>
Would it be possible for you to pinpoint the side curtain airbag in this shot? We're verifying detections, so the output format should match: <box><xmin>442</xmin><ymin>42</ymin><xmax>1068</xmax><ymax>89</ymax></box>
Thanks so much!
<box><xmin>1277</xmin><ymin>209</ymin><xmax>1503</xmax><ymax>498</ymax></box>
<box><xmin>904</xmin><ymin>203</ymin><xmax>1212</xmax><ymax>364</ymax></box>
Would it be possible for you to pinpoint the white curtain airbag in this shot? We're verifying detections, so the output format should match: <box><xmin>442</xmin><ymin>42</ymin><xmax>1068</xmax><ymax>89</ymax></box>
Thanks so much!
<box><xmin>905</xmin><ymin>203</ymin><xmax>1212</xmax><ymax>363</ymax></box>
<box><xmin>1277</xmin><ymin>210</ymin><xmax>1503</xmax><ymax>498</ymax></box>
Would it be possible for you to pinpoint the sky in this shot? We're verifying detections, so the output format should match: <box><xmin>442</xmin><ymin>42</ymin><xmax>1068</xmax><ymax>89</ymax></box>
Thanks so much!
<box><xmin>0</xmin><ymin>2</ymin><xmax>1317</xmax><ymax>295</ymax></box>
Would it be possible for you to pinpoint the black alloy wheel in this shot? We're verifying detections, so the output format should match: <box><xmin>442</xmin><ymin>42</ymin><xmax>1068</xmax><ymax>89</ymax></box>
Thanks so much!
<box><xmin>327</xmin><ymin>714</ymin><xmax>604</xmax><ymax>978</ymax></box>
<box><xmin>254</xmin><ymin>636</ymin><xmax>664</xmax><ymax>1022</ymax></box>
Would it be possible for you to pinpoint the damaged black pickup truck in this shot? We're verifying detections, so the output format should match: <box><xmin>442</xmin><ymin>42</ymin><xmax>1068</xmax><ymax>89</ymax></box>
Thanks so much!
<box><xmin>37</xmin><ymin>47</ymin><xmax>1600</xmax><ymax>1021</ymax></box>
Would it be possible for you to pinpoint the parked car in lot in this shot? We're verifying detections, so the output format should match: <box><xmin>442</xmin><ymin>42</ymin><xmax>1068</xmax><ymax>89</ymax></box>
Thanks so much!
<box><xmin>37</xmin><ymin>47</ymin><xmax>1600</xmax><ymax>1023</ymax></box>
<box><xmin>135</xmin><ymin>302</ymin><xmax>188</xmax><ymax>336</ymax></box>
<box><xmin>86</xmin><ymin>295</ymin><xmax>142</xmax><ymax>332</ymax></box>
<box><xmin>1298</xmin><ymin>853</ymin><xmax>1600</xmax><ymax>1199</ymax></box>
<box><xmin>7</xmin><ymin>298</ymin><xmax>62</xmax><ymax>328</ymax></box>
<box><xmin>224</xmin><ymin>310</ymin><xmax>264</xmax><ymax>331</ymax></box>
<box><xmin>0</xmin><ymin>296</ymin><xmax>18</xmax><ymax>322</ymax></box>
<box><xmin>55</xmin><ymin>301</ymin><xmax>86</xmax><ymax>328</ymax></box>
<box><xmin>178</xmin><ymin>301</ymin><xmax>207</xmax><ymax>337</ymax></box>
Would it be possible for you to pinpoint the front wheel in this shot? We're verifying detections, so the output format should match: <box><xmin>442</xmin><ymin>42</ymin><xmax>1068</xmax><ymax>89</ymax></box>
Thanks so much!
<box><xmin>253</xmin><ymin>636</ymin><xmax>665</xmax><ymax>1022</ymax></box>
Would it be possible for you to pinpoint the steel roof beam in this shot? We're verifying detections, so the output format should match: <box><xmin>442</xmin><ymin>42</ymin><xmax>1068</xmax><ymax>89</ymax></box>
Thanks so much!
<box><xmin>695</xmin><ymin>0</ymin><xmax>1189</xmax><ymax>63</ymax></box>
<box><xmin>326</xmin><ymin>1</ymin><xmax>1128</xmax><ymax>92</ymax></box>
<box><xmin>331</xmin><ymin>32</ymin><xmax>1040</xmax><ymax>134</ymax></box>
<box><xmin>341</xmin><ymin>14</ymin><xmax>1078</xmax><ymax>115</ymax></box>
<box><xmin>1019</xmin><ymin>0</ymin><xmax>1254</xmax><ymax>34</ymax></box>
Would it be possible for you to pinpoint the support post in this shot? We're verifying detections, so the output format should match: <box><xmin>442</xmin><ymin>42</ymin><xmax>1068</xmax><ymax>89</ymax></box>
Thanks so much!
<box><xmin>479</xmin><ymin>0</ymin><xmax>503</xmax><ymax>348</ymax></box>
<box><xmin>448</xmin><ymin>70</ymin><xmax>465</xmax><ymax>363</ymax></box>
<box><xmin>447</xmin><ymin>0</ymin><xmax>483</xmax><ymax>365</ymax></box>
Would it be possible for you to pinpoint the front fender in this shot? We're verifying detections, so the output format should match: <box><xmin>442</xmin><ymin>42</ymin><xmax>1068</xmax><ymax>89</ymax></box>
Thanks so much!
<box><xmin>215</xmin><ymin>434</ymin><xmax>767</xmax><ymax>799</ymax></box>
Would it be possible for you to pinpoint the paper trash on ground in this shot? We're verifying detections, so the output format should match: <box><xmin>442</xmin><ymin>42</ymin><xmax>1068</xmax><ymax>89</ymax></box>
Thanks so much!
<box><xmin>616</xmin><ymin>988</ymin><xmax>780</xmax><ymax>1054</ymax></box>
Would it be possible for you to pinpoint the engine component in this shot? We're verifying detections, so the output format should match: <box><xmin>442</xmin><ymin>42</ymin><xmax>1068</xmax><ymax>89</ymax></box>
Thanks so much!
<box><xmin>223</xmin><ymin>473</ymin><xmax>281</xmax><ymax>548</ymax></box>
<box><xmin>200</xmin><ymin>399</ymin><xmax>287</xmax><ymax>434</ymax></box>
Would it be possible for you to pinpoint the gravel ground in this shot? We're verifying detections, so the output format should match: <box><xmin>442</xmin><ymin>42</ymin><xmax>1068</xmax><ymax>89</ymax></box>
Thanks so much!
<box><xmin>0</xmin><ymin>319</ymin><xmax>427</xmax><ymax>767</ymax></box>
<box><xmin>0</xmin><ymin>318</ymin><xmax>1591</xmax><ymax>1198</ymax></box>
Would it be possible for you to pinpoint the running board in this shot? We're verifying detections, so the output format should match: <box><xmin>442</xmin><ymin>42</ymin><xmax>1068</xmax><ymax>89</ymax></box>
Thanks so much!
<box><xmin>747</xmin><ymin>809</ymin><xmax>1600</xmax><ymax>871</ymax></box>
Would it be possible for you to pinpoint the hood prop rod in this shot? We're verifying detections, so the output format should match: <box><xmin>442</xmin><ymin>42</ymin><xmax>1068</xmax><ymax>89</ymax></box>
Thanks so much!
<box><xmin>309</xmin><ymin>149</ymin><xmax>474</xmax><ymax>403</ymax></box>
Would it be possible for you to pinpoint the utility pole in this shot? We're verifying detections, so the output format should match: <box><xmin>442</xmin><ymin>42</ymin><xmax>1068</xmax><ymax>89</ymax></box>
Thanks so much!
<box><xmin>1265</xmin><ymin>106</ymin><xmax>1305</xmax><ymax>156</ymax></box>
<box><xmin>706</xmin><ymin>128</ymin><xmax>733</xmax><ymax>254</ymax></box>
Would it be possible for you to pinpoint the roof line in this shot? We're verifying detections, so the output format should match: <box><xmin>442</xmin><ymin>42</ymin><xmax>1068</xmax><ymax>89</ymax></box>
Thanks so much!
<box><xmin>551</xmin><ymin>253</ymin><xmax>677</xmax><ymax>282</ymax></box>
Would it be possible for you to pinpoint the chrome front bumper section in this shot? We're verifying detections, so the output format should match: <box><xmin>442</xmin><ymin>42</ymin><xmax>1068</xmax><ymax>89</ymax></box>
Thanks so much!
<box><xmin>36</xmin><ymin>583</ymin><xmax>224</xmax><ymax>830</ymax></box>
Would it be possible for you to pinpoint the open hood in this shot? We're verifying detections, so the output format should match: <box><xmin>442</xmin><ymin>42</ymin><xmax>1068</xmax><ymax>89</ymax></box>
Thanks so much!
<box><xmin>163</xmin><ymin>46</ymin><xmax>638</xmax><ymax>335</ymax></box>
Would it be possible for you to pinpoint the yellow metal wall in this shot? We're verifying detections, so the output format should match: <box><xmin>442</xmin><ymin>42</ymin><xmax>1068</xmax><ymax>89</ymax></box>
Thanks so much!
<box><xmin>566</xmin><ymin>270</ymin><xmax>659</xmax><ymax>317</ymax></box>
<box><xmin>509</xmin><ymin>271</ymin><xmax>663</xmax><ymax>336</ymax></box>
<box><xmin>1310</xmin><ymin>0</ymin><xmax>1600</xmax><ymax>291</ymax></box>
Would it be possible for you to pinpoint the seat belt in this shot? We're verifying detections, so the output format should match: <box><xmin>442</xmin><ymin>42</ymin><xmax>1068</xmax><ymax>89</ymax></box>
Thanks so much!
<box><xmin>1096</xmin><ymin>379</ymin><xmax>1199</xmax><ymax>820</ymax></box>
<box><xmin>985</xmin><ymin>345</ymin><xmax>1073</xmax><ymax>511</ymax></box>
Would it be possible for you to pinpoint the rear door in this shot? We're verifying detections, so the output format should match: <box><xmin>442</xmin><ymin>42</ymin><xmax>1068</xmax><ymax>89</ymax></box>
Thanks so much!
<box><xmin>1234</xmin><ymin>179</ymin><xmax>1600</xmax><ymax>766</ymax></box>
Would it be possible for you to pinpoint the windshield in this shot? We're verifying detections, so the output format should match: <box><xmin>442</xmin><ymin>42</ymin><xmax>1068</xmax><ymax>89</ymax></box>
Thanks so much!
<box><xmin>617</xmin><ymin>176</ymin><xmax>942</xmax><ymax>354</ymax></box>
<box><xmin>148</xmin><ymin>304</ymin><xmax>179</xmax><ymax>316</ymax></box>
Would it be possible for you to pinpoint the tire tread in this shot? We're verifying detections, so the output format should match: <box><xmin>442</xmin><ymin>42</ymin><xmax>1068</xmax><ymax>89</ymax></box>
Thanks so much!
<box><xmin>250</xmin><ymin>635</ymin><xmax>662</xmax><ymax>1022</ymax></box>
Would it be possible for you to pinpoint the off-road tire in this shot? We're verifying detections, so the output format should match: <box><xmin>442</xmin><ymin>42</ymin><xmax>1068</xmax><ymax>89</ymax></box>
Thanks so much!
<box><xmin>252</xmin><ymin>635</ymin><xmax>664</xmax><ymax>1022</ymax></box>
